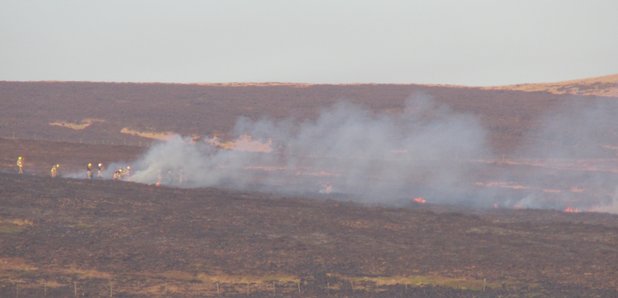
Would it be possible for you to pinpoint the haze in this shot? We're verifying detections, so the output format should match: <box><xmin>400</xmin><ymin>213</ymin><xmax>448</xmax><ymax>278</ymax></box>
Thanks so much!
<box><xmin>1</xmin><ymin>0</ymin><xmax>617</xmax><ymax>85</ymax></box>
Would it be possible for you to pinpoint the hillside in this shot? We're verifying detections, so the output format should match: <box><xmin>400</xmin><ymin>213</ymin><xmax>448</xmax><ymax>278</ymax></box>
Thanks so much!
<box><xmin>1</xmin><ymin>79</ymin><xmax>618</xmax><ymax>157</ymax></box>
<box><xmin>2</xmin><ymin>78</ymin><xmax>618</xmax><ymax>296</ymax></box>
<box><xmin>1</xmin><ymin>173</ymin><xmax>617</xmax><ymax>297</ymax></box>
<box><xmin>483</xmin><ymin>73</ymin><xmax>618</xmax><ymax>97</ymax></box>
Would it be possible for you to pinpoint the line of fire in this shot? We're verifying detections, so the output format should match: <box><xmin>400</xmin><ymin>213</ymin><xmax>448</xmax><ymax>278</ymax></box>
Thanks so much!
<box><xmin>11</xmin><ymin>132</ymin><xmax>618</xmax><ymax>215</ymax></box>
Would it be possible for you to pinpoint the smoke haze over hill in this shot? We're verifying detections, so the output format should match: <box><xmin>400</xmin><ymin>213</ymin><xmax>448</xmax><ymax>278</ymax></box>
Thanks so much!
<box><xmin>115</xmin><ymin>94</ymin><xmax>618</xmax><ymax>213</ymax></box>
<box><xmin>127</xmin><ymin>95</ymin><xmax>488</xmax><ymax>203</ymax></box>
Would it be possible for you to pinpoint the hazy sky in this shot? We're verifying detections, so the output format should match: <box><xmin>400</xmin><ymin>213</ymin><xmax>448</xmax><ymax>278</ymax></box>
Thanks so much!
<box><xmin>1</xmin><ymin>0</ymin><xmax>617</xmax><ymax>85</ymax></box>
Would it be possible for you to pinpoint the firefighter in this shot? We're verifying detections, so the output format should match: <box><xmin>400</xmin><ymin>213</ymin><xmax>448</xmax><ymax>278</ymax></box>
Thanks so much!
<box><xmin>50</xmin><ymin>164</ymin><xmax>60</xmax><ymax>178</ymax></box>
<box><xmin>97</xmin><ymin>162</ymin><xmax>104</xmax><ymax>178</ymax></box>
<box><xmin>113</xmin><ymin>168</ymin><xmax>124</xmax><ymax>180</ymax></box>
<box><xmin>87</xmin><ymin>162</ymin><xmax>93</xmax><ymax>179</ymax></box>
<box><xmin>16</xmin><ymin>156</ymin><xmax>23</xmax><ymax>174</ymax></box>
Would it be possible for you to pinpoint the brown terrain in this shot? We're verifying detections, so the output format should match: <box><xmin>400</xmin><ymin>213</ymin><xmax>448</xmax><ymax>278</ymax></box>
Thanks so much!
<box><xmin>0</xmin><ymin>78</ymin><xmax>616</xmax><ymax>154</ymax></box>
<box><xmin>1</xmin><ymin>76</ymin><xmax>618</xmax><ymax>296</ymax></box>
<box><xmin>483</xmin><ymin>73</ymin><xmax>618</xmax><ymax>98</ymax></box>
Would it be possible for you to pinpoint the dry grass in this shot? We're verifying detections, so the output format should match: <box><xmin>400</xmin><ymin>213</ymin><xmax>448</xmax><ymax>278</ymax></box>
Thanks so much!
<box><xmin>195</xmin><ymin>272</ymin><xmax>299</xmax><ymax>284</ymax></box>
<box><xmin>339</xmin><ymin>219</ymin><xmax>373</xmax><ymax>229</ymax></box>
<box><xmin>484</xmin><ymin>73</ymin><xmax>618</xmax><ymax>97</ymax></box>
<box><xmin>120</xmin><ymin>127</ymin><xmax>175</xmax><ymax>140</ymax></box>
<box><xmin>0</xmin><ymin>260</ymin><xmax>300</xmax><ymax>296</ymax></box>
<box><xmin>0</xmin><ymin>218</ymin><xmax>33</xmax><ymax>226</ymax></box>
<box><xmin>0</xmin><ymin>218</ymin><xmax>33</xmax><ymax>234</ymax></box>
<box><xmin>49</xmin><ymin>118</ymin><xmax>105</xmax><ymax>130</ymax></box>
<box><xmin>136</xmin><ymin>271</ymin><xmax>300</xmax><ymax>295</ymax></box>
<box><xmin>0</xmin><ymin>258</ymin><xmax>111</xmax><ymax>279</ymax></box>
<box><xmin>0</xmin><ymin>257</ymin><xmax>38</xmax><ymax>272</ymax></box>
<box><xmin>141</xmin><ymin>270</ymin><xmax>299</xmax><ymax>284</ymax></box>
<box><xmin>339</xmin><ymin>274</ymin><xmax>500</xmax><ymax>291</ymax></box>
<box><xmin>56</xmin><ymin>266</ymin><xmax>112</xmax><ymax>279</ymax></box>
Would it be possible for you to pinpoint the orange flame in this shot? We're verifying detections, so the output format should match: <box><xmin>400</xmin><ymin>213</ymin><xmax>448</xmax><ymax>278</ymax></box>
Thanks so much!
<box><xmin>412</xmin><ymin>197</ymin><xmax>427</xmax><ymax>204</ymax></box>
<box><xmin>564</xmin><ymin>207</ymin><xmax>579</xmax><ymax>213</ymax></box>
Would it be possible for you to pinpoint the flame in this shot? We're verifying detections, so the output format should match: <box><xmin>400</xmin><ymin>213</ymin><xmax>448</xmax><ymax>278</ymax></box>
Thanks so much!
<box><xmin>564</xmin><ymin>207</ymin><xmax>579</xmax><ymax>213</ymax></box>
<box><xmin>412</xmin><ymin>197</ymin><xmax>427</xmax><ymax>204</ymax></box>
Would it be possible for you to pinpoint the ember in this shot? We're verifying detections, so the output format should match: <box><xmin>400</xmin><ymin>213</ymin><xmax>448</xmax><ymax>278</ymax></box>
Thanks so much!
<box><xmin>413</xmin><ymin>197</ymin><xmax>427</xmax><ymax>204</ymax></box>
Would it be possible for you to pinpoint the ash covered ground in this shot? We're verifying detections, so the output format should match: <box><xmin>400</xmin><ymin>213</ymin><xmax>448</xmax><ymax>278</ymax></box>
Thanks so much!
<box><xmin>1</xmin><ymin>172</ymin><xmax>618</xmax><ymax>297</ymax></box>
<box><xmin>2</xmin><ymin>82</ymin><xmax>618</xmax><ymax>296</ymax></box>
<box><xmin>2</xmin><ymin>138</ymin><xmax>618</xmax><ymax>297</ymax></box>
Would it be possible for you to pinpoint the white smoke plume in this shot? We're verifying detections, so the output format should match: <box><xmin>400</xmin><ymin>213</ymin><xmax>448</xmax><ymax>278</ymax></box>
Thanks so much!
<box><xmin>499</xmin><ymin>98</ymin><xmax>618</xmax><ymax>211</ymax></box>
<box><xmin>126</xmin><ymin>95</ymin><xmax>490</xmax><ymax>205</ymax></box>
<box><xmin>109</xmin><ymin>94</ymin><xmax>618</xmax><ymax>213</ymax></box>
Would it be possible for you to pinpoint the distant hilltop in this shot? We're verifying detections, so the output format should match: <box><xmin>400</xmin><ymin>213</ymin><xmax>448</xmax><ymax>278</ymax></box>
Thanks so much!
<box><xmin>192</xmin><ymin>74</ymin><xmax>618</xmax><ymax>98</ymax></box>
<box><xmin>483</xmin><ymin>73</ymin><xmax>618</xmax><ymax>98</ymax></box>
<box><xmin>4</xmin><ymin>73</ymin><xmax>617</xmax><ymax>98</ymax></box>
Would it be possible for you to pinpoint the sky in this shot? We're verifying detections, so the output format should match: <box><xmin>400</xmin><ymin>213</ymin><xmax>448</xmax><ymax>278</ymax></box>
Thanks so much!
<box><xmin>1</xmin><ymin>0</ymin><xmax>617</xmax><ymax>86</ymax></box>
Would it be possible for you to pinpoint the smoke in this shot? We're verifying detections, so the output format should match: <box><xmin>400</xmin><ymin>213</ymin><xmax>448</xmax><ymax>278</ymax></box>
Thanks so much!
<box><xmin>125</xmin><ymin>95</ymin><xmax>490</xmax><ymax>205</ymax></box>
<box><xmin>108</xmin><ymin>94</ymin><xmax>618</xmax><ymax>213</ymax></box>
<box><xmin>499</xmin><ymin>98</ymin><xmax>618</xmax><ymax>211</ymax></box>
<box><xmin>520</xmin><ymin>99</ymin><xmax>618</xmax><ymax>159</ymax></box>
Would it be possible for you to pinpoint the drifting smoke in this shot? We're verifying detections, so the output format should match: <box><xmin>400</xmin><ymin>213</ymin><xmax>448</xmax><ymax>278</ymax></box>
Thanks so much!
<box><xmin>111</xmin><ymin>94</ymin><xmax>618</xmax><ymax>213</ymax></box>
<box><xmin>127</xmin><ymin>95</ymin><xmax>490</xmax><ymax>205</ymax></box>
<box><xmin>499</xmin><ymin>98</ymin><xmax>618</xmax><ymax>211</ymax></box>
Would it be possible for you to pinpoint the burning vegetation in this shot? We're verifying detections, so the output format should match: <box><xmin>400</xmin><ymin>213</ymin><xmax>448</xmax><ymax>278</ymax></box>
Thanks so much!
<box><xmin>412</xmin><ymin>197</ymin><xmax>427</xmax><ymax>204</ymax></box>
<box><xmin>10</xmin><ymin>96</ymin><xmax>618</xmax><ymax>214</ymax></box>
<box><xmin>3</xmin><ymin>82</ymin><xmax>618</xmax><ymax>296</ymax></box>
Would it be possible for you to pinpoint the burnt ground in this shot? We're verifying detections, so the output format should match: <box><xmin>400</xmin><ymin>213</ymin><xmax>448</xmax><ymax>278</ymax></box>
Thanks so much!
<box><xmin>0</xmin><ymin>137</ymin><xmax>143</xmax><ymax>176</ymax></box>
<box><xmin>1</xmin><ymin>82</ymin><xmax>618</xmax><ymax>296</ymax></box>
<box><xmin>1</xmin><ymin>172</ymin><xmax>617</xmax><ymax>297</ymax></box>
<box><xmin>2</xmin><ymin>81</ymin><xmax>618</xmax><ymax>155</ymax></box>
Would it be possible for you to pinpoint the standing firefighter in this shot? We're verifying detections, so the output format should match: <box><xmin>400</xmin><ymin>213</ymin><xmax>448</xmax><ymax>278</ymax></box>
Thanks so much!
<box><xmin>97</xmin><ymin>162</ymin><xmax>104</xmax><ymax>178</ymax></box>
<box><xmin>112</xmin><ymin>168</ymin><xmax>124</xmax><ymax>180</ymax></box>
<box><xmin>86</xmin><ymin>162</ymin><xmax>93</xmax><ymax>179</ymax></box>
<box><xmin>16</xmin><ymin>156</ymin><xmax>23</xmax><ymax>174</ymax></box>
<box><xmin>50</xmin><ymin>164</ymin><xmax>60</xmax><ymax>178</ymax></box>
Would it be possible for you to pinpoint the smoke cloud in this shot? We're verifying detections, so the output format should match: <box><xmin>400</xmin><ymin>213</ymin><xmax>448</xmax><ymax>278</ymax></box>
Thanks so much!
<box><xmin>105</xmin><ymin>94</ymin><xmax>618</xmax><ymax>213</ymax></box>
<box><xmin>125</xmin><ymin>95</ymin><xmax>489</xmax><ymax>204</ymax></box>
<box><xmin>497</xmin><ymin>98</ymin><xmax>618</xmax><ymax>211</ymax></box>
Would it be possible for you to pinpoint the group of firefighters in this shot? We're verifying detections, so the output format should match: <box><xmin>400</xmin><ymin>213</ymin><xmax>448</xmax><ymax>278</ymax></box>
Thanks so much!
<box><xmin>85</xmin><ymin>162</ymin><xmax>105</xmax><ymax>179</ymax></box>
<box><xmin>15</xmin><ymin>156</ymin><xmax>131</xmax><ymax>181</ymax></box>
